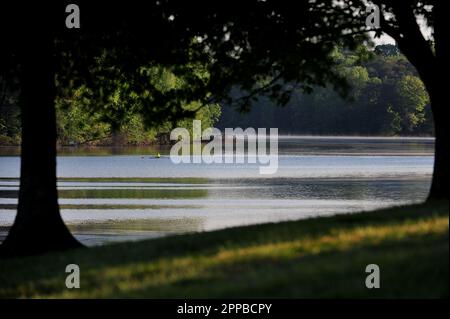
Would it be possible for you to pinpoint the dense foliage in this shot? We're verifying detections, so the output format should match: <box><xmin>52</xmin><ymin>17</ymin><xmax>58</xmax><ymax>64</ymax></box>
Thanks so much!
<box><xmin>1</xmin><ymin>66</ymin><xmax>221</xmax><ymax>146</ymax></box>
<box><xmin>0</xmin><ymin>45</ymin><xmax>432</xmax><ymax>145</ymax></box>
<box><xmin>218</xmin><ymin>45</ymin><xmax>432</xmax><ymax>136</ymax></box>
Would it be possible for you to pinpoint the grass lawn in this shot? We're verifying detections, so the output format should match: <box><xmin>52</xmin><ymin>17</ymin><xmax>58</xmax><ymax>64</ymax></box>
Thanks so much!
<box><xmin>0</xmin><ymin>200</ymin><xmax>448</xmax><ymax>298</ymax></box>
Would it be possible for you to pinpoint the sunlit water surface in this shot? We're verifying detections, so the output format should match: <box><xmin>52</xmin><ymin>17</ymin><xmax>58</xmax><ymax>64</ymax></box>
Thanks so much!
<box><xmin>0</xmin><ymin>136</ymin><xmax>434</xmax><ymax>246</ymax></box>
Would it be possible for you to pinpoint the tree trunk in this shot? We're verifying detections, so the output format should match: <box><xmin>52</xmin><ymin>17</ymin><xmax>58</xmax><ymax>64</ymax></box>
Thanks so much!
<box><xmin>386</xmin><ymin>3</ymin><xmax>448</xmax><ymax>201</ymax></box>
<box><xmin>426</xmin><ymin>78</ymin><xmax>448</xmax><ymax>201</ymax></box>
<box><xmin>427</xmin><ymin>1</ymin><xmax>448</xmax><ymax>201</ymax></box>
<box><xmin>409</xmin><ymin>68</ymin><xmax>448</xmax><ymax>201</ymax></box>
<box><xmin>0</xmin><ymin>29</ymin><xmax>83</xmax><ymax>258</ymax></box>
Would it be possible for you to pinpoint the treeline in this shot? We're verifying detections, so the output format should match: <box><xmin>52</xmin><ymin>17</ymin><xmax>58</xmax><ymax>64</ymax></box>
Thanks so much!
<box><xmin>1</xmin><ymin>67</ymin><xmax>221</xmax><ymax>146</ymax></box>
<box><xmin>0</xmin><ymin>45</ymin><xmax>433</xmax><ymax>146</ymax></box>
<box><xmin>217</xmin><ymin>44</ymin><xmax>433</xmax><ymax>136</ymax></box>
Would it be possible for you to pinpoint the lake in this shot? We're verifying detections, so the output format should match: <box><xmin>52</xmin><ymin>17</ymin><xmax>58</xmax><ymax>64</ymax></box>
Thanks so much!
<box><xmin>0</xmin><ymin>136</ymin><xmax>434</xmax><ymax>246</ymax></box>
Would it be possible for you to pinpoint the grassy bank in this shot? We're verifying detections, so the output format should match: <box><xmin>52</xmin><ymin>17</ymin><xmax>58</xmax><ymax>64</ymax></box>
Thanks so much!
<box><xmin>0</xmin><ymin>201</ymin><xmax>448</xmax><ymax>298</ymax></box>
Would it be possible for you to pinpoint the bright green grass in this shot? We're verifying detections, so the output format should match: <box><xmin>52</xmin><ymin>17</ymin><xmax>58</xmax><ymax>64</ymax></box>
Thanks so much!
<box><xmin>0</xmin><ymin>201</ymin><xmax>448</xmax><ymax>298</ymax></box>
<box><xmin>67</xmin><ymin>217</ymin><xmax>204</xmax><ymax>232</ymax></box>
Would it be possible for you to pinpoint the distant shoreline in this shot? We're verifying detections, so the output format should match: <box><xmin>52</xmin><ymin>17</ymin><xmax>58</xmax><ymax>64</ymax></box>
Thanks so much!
<box><xmin>0</xmin><ymin>134</ymin><xmax>436</xmax><ymax>148</ymax></box>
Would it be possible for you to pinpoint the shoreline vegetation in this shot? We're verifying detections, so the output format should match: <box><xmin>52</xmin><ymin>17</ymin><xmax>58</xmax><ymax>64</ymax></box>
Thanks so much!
<box><xmin>0</xmin><ymin>200</ymin><xmax>447</xmax><ymax>298</ymax></box>
<box><xmin>0</xmin><ymin>134</ymin><xmax>436</xmax><ymax>148</ymax></box>
<box><xmin>1</xmin><ymin>46</ymin><xmax>435</xmax><ymax>148</ymax></box>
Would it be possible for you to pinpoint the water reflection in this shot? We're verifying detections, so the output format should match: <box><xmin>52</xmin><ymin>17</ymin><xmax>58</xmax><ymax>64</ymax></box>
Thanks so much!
<box><xmin>0</xmin><ymin>137</ymin><xmax>434</xmax><ymax>246</ymax></box>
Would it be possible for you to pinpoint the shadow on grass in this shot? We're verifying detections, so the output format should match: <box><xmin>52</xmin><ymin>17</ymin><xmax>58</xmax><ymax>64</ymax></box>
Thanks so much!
<box><xmin>0</xmin><ymin>200</ymin><xmax>448</xmax><ymax>298</ymax></box>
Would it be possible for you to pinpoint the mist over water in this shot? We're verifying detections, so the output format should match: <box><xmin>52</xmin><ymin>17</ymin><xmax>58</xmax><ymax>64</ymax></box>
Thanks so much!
<box><xmin>0</xmin><ymin>136</ymin><xmax>434</xmax><ymax>246</ymax></box>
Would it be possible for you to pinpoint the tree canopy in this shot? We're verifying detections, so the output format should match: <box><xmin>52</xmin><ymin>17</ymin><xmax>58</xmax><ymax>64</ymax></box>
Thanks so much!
<box><xmin>0</xmin><ymin>0</ymin><xmax>446</xmax><ymax>257</ymax></box>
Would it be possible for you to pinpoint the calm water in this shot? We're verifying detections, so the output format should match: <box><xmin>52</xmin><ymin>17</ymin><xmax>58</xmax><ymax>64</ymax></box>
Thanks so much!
<box><xmin>0</xmin><ymin>136</ymin><xmax>434</xmax><ymax>246</ymax></box>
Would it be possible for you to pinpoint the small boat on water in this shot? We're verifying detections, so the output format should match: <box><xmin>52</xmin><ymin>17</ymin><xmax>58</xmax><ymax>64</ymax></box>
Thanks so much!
<box><xmin>140</xmin><ymin>153</ymin><xmax>161</xmax><ymax>159</ymax></box>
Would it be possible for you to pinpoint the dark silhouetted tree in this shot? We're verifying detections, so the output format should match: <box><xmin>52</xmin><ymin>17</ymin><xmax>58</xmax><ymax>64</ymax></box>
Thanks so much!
<box><xmin>0</xmin><ymin>0</ymin><xmax>446</xmax><ymax>257</ymax></box>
